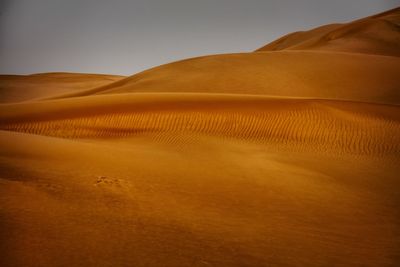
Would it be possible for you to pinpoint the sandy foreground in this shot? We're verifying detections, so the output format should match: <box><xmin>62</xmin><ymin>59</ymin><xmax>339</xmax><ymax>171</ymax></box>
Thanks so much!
<box><xmin>0</xmin><ymin>7</ymin><xmax>399</xmax><ymax>267</ymax></box>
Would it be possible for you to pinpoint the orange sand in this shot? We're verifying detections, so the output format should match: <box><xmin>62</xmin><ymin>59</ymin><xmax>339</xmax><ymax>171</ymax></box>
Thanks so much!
<box><xmin>0</xmin><ymin>72</ymin><xmax>124</xmax><ymax>103</ymax></box>
<box><xmin>0</xmin><ymin>7</ymin><xmax>399</xmax><ymax>267</ymax></box>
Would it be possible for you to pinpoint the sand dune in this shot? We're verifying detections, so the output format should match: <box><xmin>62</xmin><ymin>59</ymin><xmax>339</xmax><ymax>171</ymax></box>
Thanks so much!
<box><xmin>38</xmin><ymin>8</ymin><xmax>400</xmax><ymax>104</ymax></box>
<box><xmin>1</xmin><ymin>129</ymin><xmax>399</xmax><ymax>266</ymax></box>
<box><xmin>43</xmin><ymin>51</ymin><xmax>400</xmax><ymax>104</ymax></box>
<box><xmin>0</xmin><ymin>93</ymin><xmax>399</xmax><ymax>156</ymax></box>
<box><xmin>0</xmin><ymin>7</ymin><xmax>399</xmax><ymax>267</ymax></box>
<box><xmin>0</xmin><ymin>72</ymin><xmax>124</xmax><ymax>103</ymax></box>
<box><xmin>256</xmin><ymin>7</ymin><xmax>400</xmax><ymax>57</ymax></box>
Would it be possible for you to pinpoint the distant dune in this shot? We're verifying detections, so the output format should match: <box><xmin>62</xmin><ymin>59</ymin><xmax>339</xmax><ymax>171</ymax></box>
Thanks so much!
<box><xmin>39</xmin><ymin>8</ymin><xmax>400</xmax><ymax>104</ymax></box>
<box><xmin>256</xmin><ymin>7</ymin><xmax>400</xmax><ymax>56</ymax></box>
<box><xmin>47</xmin><ymin>51</ymin><xmax>398</xmax><ymax>104</ymax></box>
<box><xmin>0</xmin><ymin>72</ymin><xmax>124</xmax><ymax>103</ymax></box>
<box><xmin>0</xmin><ymin>8</ymin><xmax>399</xmax><ymax>267</ymax></box>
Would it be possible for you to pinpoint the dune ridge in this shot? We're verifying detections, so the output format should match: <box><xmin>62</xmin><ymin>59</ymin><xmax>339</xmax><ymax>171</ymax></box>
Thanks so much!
<box><xmin>255</xmin><ymin>7</ymin><xmax>400</xmax><ymax>56</ymax></box>
<box><xmin>38</xmin><ymin>51</ymin><xmax>400</xmax><ymax>104</ymax></box>
<box><xmin>26</xmin><ymin>8</ymin><xmax>400</xmax><ymax>105</ymax></box>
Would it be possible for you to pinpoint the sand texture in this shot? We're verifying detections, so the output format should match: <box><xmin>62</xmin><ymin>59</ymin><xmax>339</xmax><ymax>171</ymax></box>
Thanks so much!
<box><xmin>0</xmin><ymin>7</ymin><xmax>399</xmax><ymax>267</ymax></box>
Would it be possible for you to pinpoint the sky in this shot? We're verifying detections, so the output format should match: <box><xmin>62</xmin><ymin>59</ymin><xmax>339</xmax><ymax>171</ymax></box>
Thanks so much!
<box><xmin>0</xmin><ymin>0</ymin><xmax>399</xmax><ymax>76</ymax></box>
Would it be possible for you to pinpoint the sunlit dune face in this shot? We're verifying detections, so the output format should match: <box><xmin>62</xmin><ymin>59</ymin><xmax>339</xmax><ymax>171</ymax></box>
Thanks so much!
<box><xmin>0</xmin><ymin>95</ymin><xmax>399</xmax><ymax>156</ymax></box>
<box><xmin>0</xmin><ymin>73</ymin><xmax>124</xmax><ymax>103</ymax></box>
<box><xmin>0</xmin><ymin>7</ymin><xmax>400</xmax><ymax>267</ymax></box>
<box><xmin>256</xmin><ymin>8</ymin><xmax>400</xmax><ymax>57</ymax></box>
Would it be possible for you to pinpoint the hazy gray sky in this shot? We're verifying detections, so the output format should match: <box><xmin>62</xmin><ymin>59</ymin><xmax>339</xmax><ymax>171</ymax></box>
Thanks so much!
<box><xmin>1</xmin><ymin>0</ymin><xmax>399</xmax><ymax>75</ymax></box>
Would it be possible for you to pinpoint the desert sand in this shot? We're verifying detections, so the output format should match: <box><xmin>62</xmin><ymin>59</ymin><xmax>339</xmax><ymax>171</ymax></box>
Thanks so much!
<box><xmin>0</xmin><ymin>7</ymin><xmax>399</xmax><ymax>267</ymax></box>
<box><xmin>0</xmin><ymin>72</ymin><xmax>124</xmax><ymax>103</ymax></box>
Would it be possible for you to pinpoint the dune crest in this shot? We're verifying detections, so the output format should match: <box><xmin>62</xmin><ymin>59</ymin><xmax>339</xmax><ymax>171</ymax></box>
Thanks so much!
<box><xmin>256</xmin><ymin>7</ymin><xmax>400</xmax><ymax>57</ymax></box>
<box><xmin>37</xmin><ymin>51</ymin><xmax>400</xmax><ymax>104</ymax></box>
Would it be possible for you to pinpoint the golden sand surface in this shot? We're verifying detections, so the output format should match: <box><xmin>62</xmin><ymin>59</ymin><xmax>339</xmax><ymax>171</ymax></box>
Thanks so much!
<box><xmin>0</xmin><ymin>72</ymin><xmax>124</xmax><ymax>103</ymax></box>
<box><xmin>0</xmin><ymin>7</ymin><xmax>399</xmax><ymax>267</ymax></box>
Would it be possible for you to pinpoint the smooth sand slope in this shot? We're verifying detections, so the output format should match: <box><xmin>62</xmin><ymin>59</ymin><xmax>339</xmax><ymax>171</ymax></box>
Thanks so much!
<box><xmin>44</xmin><ymin>51</ymin><xmax>400</xmax><ymax>104</ymax></box>
<box><xmin>0</xmin><ymin>7</ymin><xmax>399</xmax><ymax>267</ymax></box>
<box><xmin>0</xmin><ymin>72</ymin><xmax>124</xmax><ymax>103</ymax></box>
<box><xmin>256</xmin><ymin>7</ymin><xmax>400</xmax><ymax>56</ymax></box>
<box><xmin>39</xmin><ymin>8</ymin><xmax>400</xmax><ymax>105</ymax></box>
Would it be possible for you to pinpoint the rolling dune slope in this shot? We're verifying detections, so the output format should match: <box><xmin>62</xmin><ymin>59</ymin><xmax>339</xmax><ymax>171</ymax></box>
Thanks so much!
<box><xmin>0</xmin><ymin>72</ymin><xmax>124</xmax><ymax>103</ymax></box>
<box><xmin>1</xmin><ymin>129</ymin><xmax>399</xmax><ymax>267</ymax></box>
<box><xmin>0</xmin><ymin>7</ymin><xmax>400</xmax><ymax>267</ymax></box>
<box><xmin>44</xmin><ymin>51</ymin><xmax>400</xmax><ymax>104</ymax></box>
<box><xmin>39</xmin><ymin>8</ymin><xmax>400</xmax><ymax>104</ymax></box>
<box><xmin>256</xmin><ymin>7</ymin><xmax>400</xmax><ymax>56</ymax></box>
<box><xmin>0</xmin><ymin>93</ymin><xmax>399</xmax><ymax>155</ymax></box>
